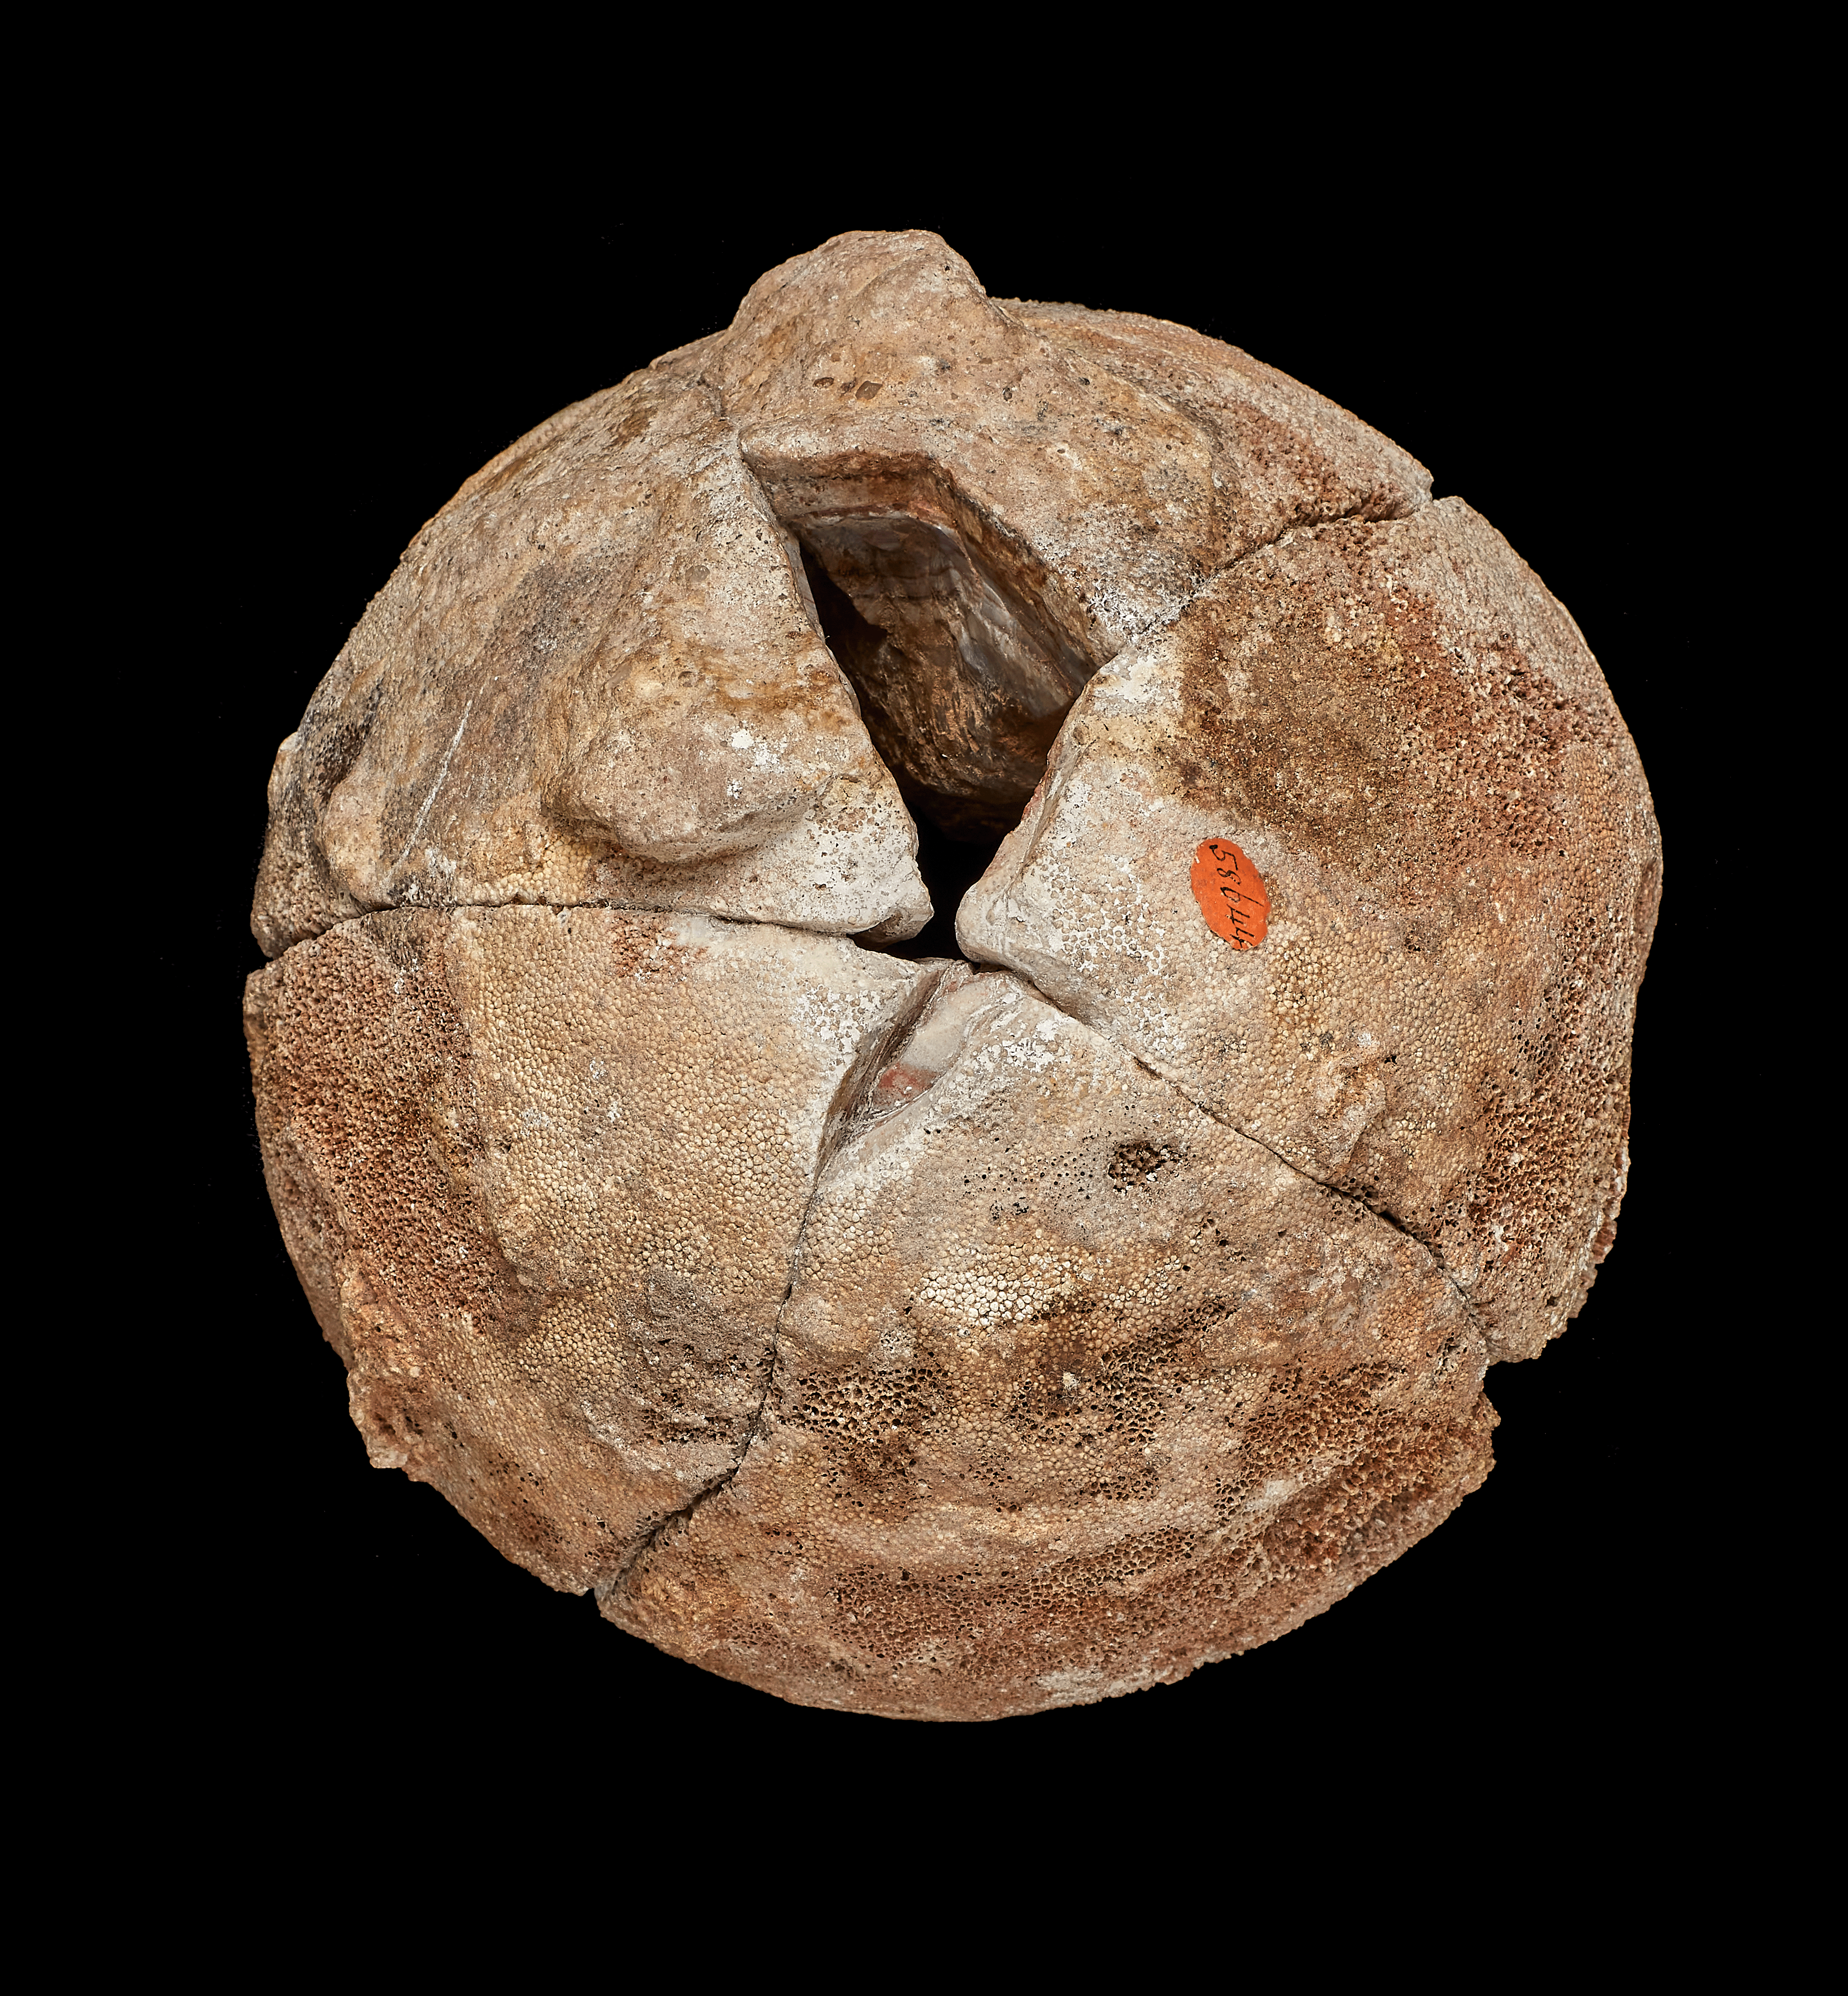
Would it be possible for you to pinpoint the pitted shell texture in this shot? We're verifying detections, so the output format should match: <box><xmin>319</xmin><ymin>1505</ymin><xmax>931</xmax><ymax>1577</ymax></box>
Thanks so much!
<box><xmin>246</xmin><ymin>230</ymin><xmax>1658</xmax><ymax>1719</ymax></box>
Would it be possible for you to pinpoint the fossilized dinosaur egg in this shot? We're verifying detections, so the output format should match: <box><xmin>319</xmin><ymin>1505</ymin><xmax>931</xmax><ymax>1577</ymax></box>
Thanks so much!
<box><xmin>246</xmin><ymin>231</ymin><xmax>1659</xmax><ymax>1720</ymax></box>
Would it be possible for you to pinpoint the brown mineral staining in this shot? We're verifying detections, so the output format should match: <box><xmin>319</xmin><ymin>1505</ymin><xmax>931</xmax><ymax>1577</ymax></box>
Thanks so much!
<box><xmin>248</xmin><ymin>230</ymin><xmax>1659</xmax><ymax>1719</ymax></box>
<box><xmin>1191</xmin><ymin>838</ymin><xmax>1269</xmax><ymax>949</ymax></box>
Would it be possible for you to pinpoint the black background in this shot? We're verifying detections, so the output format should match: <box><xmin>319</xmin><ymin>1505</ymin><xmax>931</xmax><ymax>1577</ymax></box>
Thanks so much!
<box><xmin>159</xmin><ymin>180</ymin><xmax>1716</xmax><ymax>1815</ymax></box>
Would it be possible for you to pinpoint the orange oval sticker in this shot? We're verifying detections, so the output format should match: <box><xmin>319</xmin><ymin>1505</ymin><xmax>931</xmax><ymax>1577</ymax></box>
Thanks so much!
<box><xmin>1191</xmin><ymin>838</ymin><xmax>1269</xmax><ymax>949</ymax></box>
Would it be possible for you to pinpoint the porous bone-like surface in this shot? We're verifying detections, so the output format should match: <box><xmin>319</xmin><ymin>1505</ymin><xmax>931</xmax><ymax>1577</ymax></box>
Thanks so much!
<box><xmin>247</xmin><ymin>229</ymin><xmax>1658</xmax><ymax>1719</ymax></box>
<box><xmin>245</xmin><ymin>905</ymin><xmax>945</xmax><ymax>1584</ymax></box>
<box><xmin>253</xmin><ymin>375</ymin><xmax>928</xmax><ymax>954</ymax></box>
<box><xmin>605</xmin><ymin>972</ymin><xmax>1494</xmax><ymax>1716</ymax></box>
<box><xmin>959</xmin><ymin>498</ymin><xmax>1658</xmax><ymax>1359</ymax></box>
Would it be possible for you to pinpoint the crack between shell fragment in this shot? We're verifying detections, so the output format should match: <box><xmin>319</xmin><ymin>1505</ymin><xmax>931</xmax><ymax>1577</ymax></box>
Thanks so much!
<box><xmin>1123</xmin><ymin>1052</ymin><xmax>1482</xmax><ymax>1327</ymax></box>
<box><xmin>597</xmin><ymin>1329</ymin><xmax>770</xmax><ymax>1603</ymax></box>
<box><xmin>598</xmin><ymin>1243</ymin><xmax>796</xmax><ymax>1605</ymax></box>
<box><xmin>277</xmin><ymin>909</ymin><xmax>1478</xmax><ymax>1584</ymax></box>
<box><xmin>598</xmin><ymin>958</ymin><xmax>963</xmax><ymax>1605</ymax></box>
<box><xmin>266</xmin><ymin>474</ymin><xmax>1421</xmax><ymax>964</ymax></box>
<box><xmin>276</xmin><ymin>446</ymin><xmax>1455</xmax><ymax>1581</ymax></box>
<box><xmin>596</xmin><ymin>966</ymin><xmax>1476</xmax><ymax>1608</ymax></box>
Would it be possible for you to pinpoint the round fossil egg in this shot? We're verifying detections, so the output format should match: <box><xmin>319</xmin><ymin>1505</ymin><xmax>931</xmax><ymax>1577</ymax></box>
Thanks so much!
<box><xmin>245</xmin><ymin>230</ymin><xmax>1659</xmax><ymax>1719</ymax></box>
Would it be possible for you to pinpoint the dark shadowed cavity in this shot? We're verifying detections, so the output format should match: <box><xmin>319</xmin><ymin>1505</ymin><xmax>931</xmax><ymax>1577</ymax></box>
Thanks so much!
<box><xmin>790</xmin><ymin>516</ymin><xmax>1097</xmax><ymax>959</ymax></box>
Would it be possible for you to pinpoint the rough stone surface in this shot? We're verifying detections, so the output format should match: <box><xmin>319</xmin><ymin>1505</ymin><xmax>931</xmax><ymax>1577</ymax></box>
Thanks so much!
<box><xmin>248</xmin><ymin>229</ymin><xmax>1658</xmax><ymax>1719</ymax></box>
<box><xmin>605</xmin><ymin>972</ymin><xmax>1493</xmax><ymax>1717</ymax></box>
<box><xmin>254</xmin><ymin>374</ymin><xmax>928</xmax><ymax>955</ymax></box>
<box><xmin>245</xmin><ymin>905</ymin><xmax>945</xmax><ymax>1585</ymax></box>
<box><xmin>959</xmin><ymin>498</ymin><xmax>1658</xmax><ymax>1360</ymax></box>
